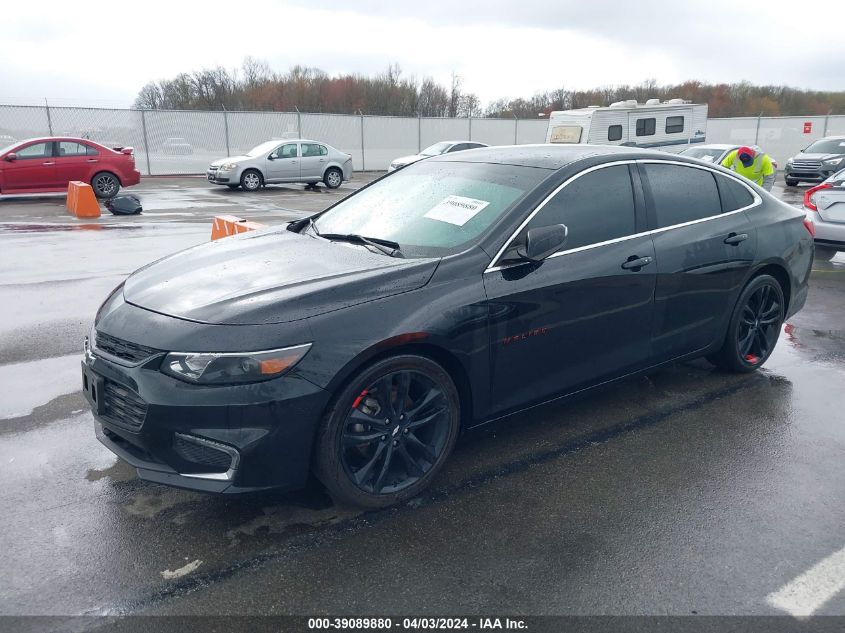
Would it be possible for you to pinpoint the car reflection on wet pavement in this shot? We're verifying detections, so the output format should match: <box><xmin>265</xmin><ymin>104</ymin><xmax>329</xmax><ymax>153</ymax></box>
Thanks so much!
<box><xmin>0</xmin><ymin>177</ymin><xmax>843</xmax><ymax>621</ymax></box>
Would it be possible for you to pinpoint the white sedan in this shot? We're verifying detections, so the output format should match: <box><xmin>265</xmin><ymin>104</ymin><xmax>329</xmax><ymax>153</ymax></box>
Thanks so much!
<box><xmin>389</xmin><ymin>141</ymin><xmax>489</xmax><ymax>172</ymax></box>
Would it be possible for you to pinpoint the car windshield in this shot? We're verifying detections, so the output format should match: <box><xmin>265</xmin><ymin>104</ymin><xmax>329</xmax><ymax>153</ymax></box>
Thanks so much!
<box><xmin>312</xmin><ymin>160</ymin><xmax>547</xmax><ymax>257</ymax></box>
<box><xmin>803</xmin><ymin>139</ymin><xmax>845</xmax><ymax>154</ymax></box>
<box><xmin>680</xmin><ymin>147</ymin><xmax>726</xmax><ymax>162</ymax></box>
<box><xmin>246</xmin><ymin>140</ymin><xmax>282</xmax><ymax>157</ymax></box>
<box><xmin>420</xmin><ymin>142</ymin><xmax>452</xmax><ymax>157</ymax></box>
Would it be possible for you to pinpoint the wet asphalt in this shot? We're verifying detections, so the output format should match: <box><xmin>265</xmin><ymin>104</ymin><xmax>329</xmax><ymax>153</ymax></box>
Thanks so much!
<box><xmin>0</xmin><ymin>177</ymin><xmax>843</xmax><ymax>624</ymax></box>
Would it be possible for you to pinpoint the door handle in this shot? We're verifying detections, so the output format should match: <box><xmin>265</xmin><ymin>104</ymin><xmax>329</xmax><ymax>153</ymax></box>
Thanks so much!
<box><xmin>621</xmin><ymin>255</ymin><xmax>653</xmax><ymax>270</ymax></box>
<box><xmin>724</xmin><ymin>232</ymin><xmax>748</xmax><ymax>245</ymax></box>
<box><xmin>87</xmin><ymin>159</ymin><xmax>98</xmax><ymax>163</ymax></box>
<box><xmin>319</xmin><ymin>158</ymin><xmax>326</xmax><ymax>162</ymax></box>
<box><xmin>42</xmin><ymin>161</ymin><xmax>55</xmax><ymax>165</ymax></box>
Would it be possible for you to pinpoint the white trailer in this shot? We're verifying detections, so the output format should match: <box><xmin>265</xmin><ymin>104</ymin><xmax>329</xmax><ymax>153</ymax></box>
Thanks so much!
<box><xmin>545</xmin><ymin>99</ymin><xmax>708</xmax><ymax>152</ymax></box>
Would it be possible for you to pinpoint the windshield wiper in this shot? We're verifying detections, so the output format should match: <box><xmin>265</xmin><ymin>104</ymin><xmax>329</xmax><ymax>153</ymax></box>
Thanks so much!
<box><xmin>319</xmin><ymin>233</ymin><xmax>403</xmax><ymax>258</ymax></box>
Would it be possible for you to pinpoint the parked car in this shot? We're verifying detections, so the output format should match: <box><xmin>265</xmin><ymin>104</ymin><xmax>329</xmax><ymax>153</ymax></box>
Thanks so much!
<box><xmin>206</xmin><ymin>139</ymin><xmax>352</xmax><ymax>191</ymax></box>
<box><xmin>388</xmin><ymin>141</ymin><xmax>489</xmax><ymax>172</ymax></box>
<box><xmin>803</xmin><ymin>167</ymin><xmax>845</xmax><ymax>260</ymax></box>
<box><xmin>0</xmin><ymin>137</ymin><xmax>140</xmax><ymax>198</ymax></box>
<box><xmin>161</xmin><ymin>137</ymin><xmax>193</xmax><ymax>155</ymax></box>
<box><xmin>84</xmin><ymin>145</ymin><xmax>811</xmax><ymax>507</ymax></box>
<box><xmin>785</xmin><ymin>136</ymin><xmax>845</xmax><ymax>186</ymax></box>
<box><xmin>680</xmin><ymin>144</ymin><xmax>778</xmax><ymax>169</ymax></box>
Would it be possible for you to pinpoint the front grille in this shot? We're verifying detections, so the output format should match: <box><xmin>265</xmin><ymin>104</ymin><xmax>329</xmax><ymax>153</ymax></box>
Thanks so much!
<box><xmin>173</xmin><ymin>435</ymin><xmax>233</xmax><ymax>469</ymax></box>
<box><xmin>207</xmin><ymin>165</ymin><xmax>218</xmax><ymax>173</ymax></box>
<box><xmin>101</xmin><ymin>380</ymin><xmax>148</xmax><ymax>431</ymax></box>
<box><xmin>792</xmin><ymin>159</ymin><xmax>822</xmax><ymax>170</ymax></box>
<box><xmin>95</xmin><ymin>331</ymin><xmax>160</xmax><ymax>364</ymax></box>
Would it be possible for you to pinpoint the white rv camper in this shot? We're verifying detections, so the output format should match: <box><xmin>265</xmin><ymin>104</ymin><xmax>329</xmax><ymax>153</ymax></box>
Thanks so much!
<box><xmin>545</xmin><ymin>99</ymin><xmax>708</xmax><ymax>152</ymax></box>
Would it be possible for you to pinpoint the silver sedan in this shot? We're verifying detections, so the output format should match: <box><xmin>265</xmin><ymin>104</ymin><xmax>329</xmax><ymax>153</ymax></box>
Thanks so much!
<box><xmin>388</xmin><ymin>141</ymin><xmax>489</xmax><ymax>172</ymax></box>
<box><xmin>207</xmin><ymin>139</ymin><xmax>353</xmax><ymax>191</ymax></box>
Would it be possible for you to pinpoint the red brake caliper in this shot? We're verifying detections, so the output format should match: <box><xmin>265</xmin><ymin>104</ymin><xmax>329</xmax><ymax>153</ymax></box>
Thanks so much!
<box><xmin>351</xmin><ymin>390</ymin><xmax>368</xmax><ymax>409</ymax></box>
<box><xmin>744</xmin><ymin>354</ymin><xmax>759</xmax><ymax>364</ymax></box>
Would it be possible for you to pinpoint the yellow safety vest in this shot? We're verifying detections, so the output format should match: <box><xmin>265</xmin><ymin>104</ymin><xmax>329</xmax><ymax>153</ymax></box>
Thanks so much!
<box><xmin>721</xmin><ymin>150</ymin><xmax>774</xmax><ymax>187</ymax></box>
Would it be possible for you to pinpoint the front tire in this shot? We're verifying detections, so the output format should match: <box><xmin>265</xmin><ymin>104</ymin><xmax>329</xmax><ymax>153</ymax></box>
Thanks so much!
<box><xmin>91</xmin><ymin>172</ymin><xmax>120</xmax><ymax>198</ymax></box>
<box><xmin>708</xmin><ymin>274</ymin><xmax>785</xmax><ymax>373</ymax></box>
<box><xmin>324</xmin><ymin>167</ymin><xmax>343</xmax><ymax>189</ymax></box>
<box><xmin>814</xmin><ymin>245</ymin><xmax>838</xmax><ymax>261</ymax></box>
<box><xmin>313</xmin><ymin>355</ymin><xmax>460</xmax><ymax>509</ymax></box>
<box><xmin>785</xmin><ymin>177</ymin><xmax>798</xmax><ymax>187</ymax></box>
<box><xmin>240</xmin><ymin>169</ymin><xmax>262</xmax><ymax>192</ymax></box>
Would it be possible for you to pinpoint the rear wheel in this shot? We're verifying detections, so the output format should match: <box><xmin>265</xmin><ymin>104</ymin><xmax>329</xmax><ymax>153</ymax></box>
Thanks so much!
<box><xmin>240</xmin><ymin>169</ymin><xmax>262</xmax><ymax>192</ymax></box>
<box><xmin>814</xmin><ymin>245</ymin><xmax>838</xmax><ymax>261</ymax></box>
<box><xmin>324</xmin><ymin>167</ymin><xmax>343</xmax><ymax>189</ymax></box>
<box><xmin>91</xmin><ymin>172</ymin><xmax>120</xmax><ymax>198</ymax></box>
<box><xmin>313</xmin><ymin>355</ymin><xmax>460</xmax><ymax>508</ymax></box>
<box><xmin>708</xmin><ymin>274</ymin><xmax>784</xmax><ymax>373</ymax></box>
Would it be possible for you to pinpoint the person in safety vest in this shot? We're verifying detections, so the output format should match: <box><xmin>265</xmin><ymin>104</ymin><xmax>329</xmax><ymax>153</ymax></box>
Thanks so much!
<box><xmin>721</xmin><ymin>145</ymin><xmax>775</xmax><ymax>191</ymax></box>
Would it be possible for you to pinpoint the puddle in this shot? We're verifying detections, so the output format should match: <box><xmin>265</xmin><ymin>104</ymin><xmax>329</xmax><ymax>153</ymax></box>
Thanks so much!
<box><xmin>0</xmin><ymin>354</ymin><xmax>83</xmax><ymax>419</ymax></box>
<box><xmin>225</xmin><ymin>504</ymin><xmax>358</xmax><ymax>543</ymax></box>
<box><xmin>85</xmin><ymin>459</ymin><xmax>133</xmax><ymax>483</ymax></box>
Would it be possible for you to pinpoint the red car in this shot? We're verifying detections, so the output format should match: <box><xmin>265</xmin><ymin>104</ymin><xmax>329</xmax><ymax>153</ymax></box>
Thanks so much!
<box><xmin>0</xmin><ymin>137</ymin><xmax>141</xmax><ymax>198</ymax></box>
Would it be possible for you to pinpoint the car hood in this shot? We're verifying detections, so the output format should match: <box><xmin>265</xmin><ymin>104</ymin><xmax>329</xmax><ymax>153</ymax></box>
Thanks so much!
<box><xmin>791</xmin><ymin>153</ymin><xmax>844</xmax><ymax>161</ymax></box>
<box><xmin>123</xmin><ymin>228</ymin><xmax>439</xmax><ymax>325</ymax></box>
<box><xmin>210</xmin><ymin>155</ymin><xmax>251</xmax><ymax>167</ymax></box>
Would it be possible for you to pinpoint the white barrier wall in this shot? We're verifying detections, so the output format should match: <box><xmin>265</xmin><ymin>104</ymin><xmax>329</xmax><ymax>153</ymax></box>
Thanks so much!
<box><xmin>0</xmin><ymin>104</ymin><xmax>842</xmax><ymax>175</ymax></box>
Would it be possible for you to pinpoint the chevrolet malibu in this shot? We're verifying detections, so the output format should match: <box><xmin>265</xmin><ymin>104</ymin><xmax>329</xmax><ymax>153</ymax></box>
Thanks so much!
<box><xmin>84</xmin><ymin>145</ymin><xmax>812</xmax><ymax>508</ymax></box>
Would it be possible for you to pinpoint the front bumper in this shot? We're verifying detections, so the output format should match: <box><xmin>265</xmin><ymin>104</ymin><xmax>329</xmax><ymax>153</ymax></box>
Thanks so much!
<box><xmin>83</xmin><ymin>342</ymin><xmax>330</xmax><ymax>494</ymax></box>
<box><xmin>785</xmin><ymin>167</ymin><xmax>838</xmax><ymax>183</ymax></box>
<box><xmin>206</xmin><ymin>168</ymin><xmax>237</xmax><ymax>184</ymax></box>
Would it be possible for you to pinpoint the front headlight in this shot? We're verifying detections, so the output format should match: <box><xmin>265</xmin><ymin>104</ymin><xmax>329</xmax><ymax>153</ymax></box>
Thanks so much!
<box><xmin>161</xmin><ymin>343</ymin><xmax>311</xmax><ymax>385</ymax></box>
<box><xmin>219</xmin><ymin>162</ymin><xmax>238</xmax><ymax>171</ymax></box>
<box><xmin>823</xmin><ymin>158</ymin><xmax>843</xmax><ymax>166</ymax></box>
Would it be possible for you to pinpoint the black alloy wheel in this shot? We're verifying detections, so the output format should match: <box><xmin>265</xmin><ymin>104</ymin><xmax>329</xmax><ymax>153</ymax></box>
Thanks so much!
<box><xmin>314</xmin><ymin>355</ymin><xmax>460</xmax><ymax>508</ymax></box>
<box><xmin>709</xmin><ymin>274</ymin><xmax>784</xmax><ymax>372</ymax></box>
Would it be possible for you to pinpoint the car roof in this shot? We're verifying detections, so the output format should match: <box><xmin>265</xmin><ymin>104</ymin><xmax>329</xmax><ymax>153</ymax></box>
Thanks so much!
<box><xmin>426</xmin><ymin>143</ymin><xmax>652</xmax><ymax>169</ymax></box>
<box><xmin>7</xmin><ymin>136</ymin><xmax>115</xmax><ymax>147</ymax></box>
<box><xmin>684</xmin><ymin>144</ymin><xmax>735</xmax><ymax>150</ymax></box>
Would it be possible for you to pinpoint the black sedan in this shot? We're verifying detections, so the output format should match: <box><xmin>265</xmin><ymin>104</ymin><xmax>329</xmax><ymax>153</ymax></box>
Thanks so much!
<box><xmin>83</xmin><ymin>145</ymin><xmax>813</xmax><ymax>508</ymax></box>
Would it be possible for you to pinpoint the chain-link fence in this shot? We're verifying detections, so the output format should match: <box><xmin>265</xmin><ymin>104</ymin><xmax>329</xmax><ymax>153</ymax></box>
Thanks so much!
<box><xmin>1</xmin><ymin>104</ymin><xmax>842</xmax><ymax>175</ymax></box>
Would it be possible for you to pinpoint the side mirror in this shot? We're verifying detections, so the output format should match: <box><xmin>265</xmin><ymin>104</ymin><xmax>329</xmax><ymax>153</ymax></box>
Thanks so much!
<box><xmin>267</xmin><ymin>154</ymin><xmax>276</xmax><ymax>161</ymax></box>
<box><xmin>4</xmin><ymin>152</ymin><xmax>16</xmax><ymax>161</ymax></box>
<box><xmin>516</xmin><ymin>224</ymin><xmax>568</xmax><ymax>262</ymax></box>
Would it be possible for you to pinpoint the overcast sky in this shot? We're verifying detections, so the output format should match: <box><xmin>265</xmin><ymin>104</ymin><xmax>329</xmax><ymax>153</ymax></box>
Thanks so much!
<box><xmin>3</xmin><ymin>0</ymin><xmax>842</xmax><ymax>108</ymax></box>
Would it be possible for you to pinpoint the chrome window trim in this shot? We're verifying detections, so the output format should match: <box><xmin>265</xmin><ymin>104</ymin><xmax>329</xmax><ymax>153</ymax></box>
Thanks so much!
<box><xmin>484</xmin><ymin>158</ymin><xmax>762</xmax><ymax>274</ymax></box>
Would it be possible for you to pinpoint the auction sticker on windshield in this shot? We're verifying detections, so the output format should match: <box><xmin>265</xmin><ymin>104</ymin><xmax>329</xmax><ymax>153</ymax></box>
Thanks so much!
<box><xmin>424</xmin><ymin>195</ymin><xmax>490</xmax><ymax>226</ymax></box>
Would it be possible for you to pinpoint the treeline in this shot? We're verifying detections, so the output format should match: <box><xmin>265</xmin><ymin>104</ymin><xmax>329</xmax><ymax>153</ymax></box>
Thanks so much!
<box><xmin>134</xmin><ymin>60</ymin><xmax>845</xmax><ymax>118</ymax></box>
<box><xmin>134</xmin><ymin>59</ymin><xmax>480</xmax><ymax>117</ymax></box>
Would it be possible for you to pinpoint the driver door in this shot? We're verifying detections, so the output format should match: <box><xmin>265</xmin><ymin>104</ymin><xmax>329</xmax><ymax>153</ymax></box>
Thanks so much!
<box><xmin>266</xmin><ymin>142</ymin><xmax>300</xmax><ymax>182</ymax></box>
<box><xmin>483</xmin><ymin>163</ymin><xmax>657</xmax><ymax>415</ymax></box>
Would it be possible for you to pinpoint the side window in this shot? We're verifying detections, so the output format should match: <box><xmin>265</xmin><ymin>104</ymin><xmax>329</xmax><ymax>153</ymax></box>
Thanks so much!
<box><xmin>86</xmin><ymin>145</ymin><xmax>99</xmax><ymax>156</ymax></box>
<box><xmin>58</xmin><ymin>142</ymin><xmax>89</xmax><ymax>157</ymax></box>
<box><xmin>317</xmin><ymin>144</ymin><xmax>328</xmax><ymax>156</ymax></box>
<box><xmin>525</xmin><ymin>165</ymin><xmax>637</xmax><ymax>251</ymax></box>
<box><xmin>301</xmin><ymin>143</ymin><xmax>317</xmax><ymax>157</ymax></box>
<box><xmin>643</xmin><ymin>163</ymin><xmax>721</xmax><ymax>227</ymax></box>
<box><xmin>273</xmin><ymin>143</ymin><xmax>298</xmax><ymax>159</ymax></box>
<box><xmin>449</xmin><ymin>143</ymin><xmax>468</xmax><ymax>153</ymax></box>
<box><xmin>467</xmin><ymin>143</ymin><xmax>485</xmax><ymax>150</ymax></box>
<box><xmin>15</xmin><ymin>142</ymin><xmax>52</xmax><ymax>159</ymax></box>
<box><xmin>665</xmin><ymin>116</ymin><xmax>684</xmax><ymax>134</ymax></box>
<box><xmin>608</xmin><ymin>125</ymin><xmax>623</xmax><ymax>141</ymax></box>
<box><xmin>715</xmin><ymin>174</ymin><xmax>755</xmax><ymax>212</ymax></box>
<box><xmin>635</xmin><ymin>118</ymin><xmax>656</xmax><ymax>137</ymax></box>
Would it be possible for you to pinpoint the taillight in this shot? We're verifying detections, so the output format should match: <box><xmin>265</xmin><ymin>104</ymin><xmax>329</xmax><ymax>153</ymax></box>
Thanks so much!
<box><xmin>803</xmin><ymin>217</ymin><xmax>815</xmax><ymax>237</ymax></box>
<box><xmin>804</xmin><ymin>183</ymin><xmax>831</xmax><ymax>212</ymax></box>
